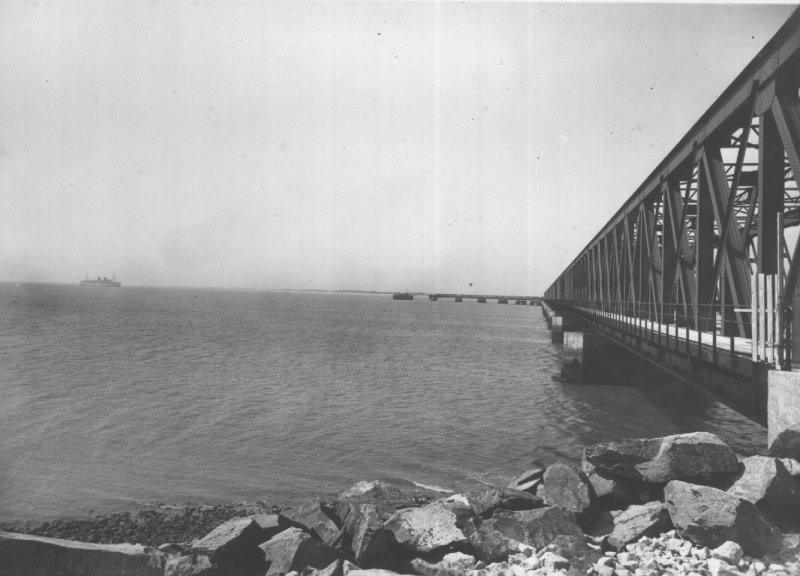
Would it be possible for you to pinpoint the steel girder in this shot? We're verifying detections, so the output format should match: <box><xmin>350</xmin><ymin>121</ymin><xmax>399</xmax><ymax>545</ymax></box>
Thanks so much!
<box><xmin>545</xmin><ymin>8</ymin><xmax>800</xmax><ymax>367</ymax></box>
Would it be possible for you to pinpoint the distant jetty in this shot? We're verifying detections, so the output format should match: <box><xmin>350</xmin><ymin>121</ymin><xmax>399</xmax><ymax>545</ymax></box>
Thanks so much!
<box><xmin>392</xmin><ymin>292</ymin><xmax>414</xmax><ymax>300</ymax></box>
<box><xmin>80</xmin><ymin>276</ymin><xmax>121</xmax><ymax>288</ymax></box>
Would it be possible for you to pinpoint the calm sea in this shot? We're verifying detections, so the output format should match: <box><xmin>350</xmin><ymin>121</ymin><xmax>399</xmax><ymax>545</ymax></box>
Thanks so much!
<box><xmin>0</xmin><ymin>283</ymin><xmax>765</xmax><ymax>522</ymax></box>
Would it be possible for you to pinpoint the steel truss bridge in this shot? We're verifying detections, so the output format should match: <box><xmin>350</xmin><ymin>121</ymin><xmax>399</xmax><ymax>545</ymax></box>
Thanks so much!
<box><xmin>544</xmin><ymin>8</ymin><xmax>800</xmax><ymax>422</ymax></box>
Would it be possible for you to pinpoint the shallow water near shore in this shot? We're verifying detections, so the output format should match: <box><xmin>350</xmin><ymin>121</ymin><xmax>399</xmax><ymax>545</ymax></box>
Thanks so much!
<box><xmin>0</xmin><ymin>283</ymin><xmax>765</xmax><ymax>522</ymax></box>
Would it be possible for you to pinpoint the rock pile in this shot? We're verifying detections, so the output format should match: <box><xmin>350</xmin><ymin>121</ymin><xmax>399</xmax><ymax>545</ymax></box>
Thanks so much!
<box><xmin>1</xmin><ymin>432</ymin><xmax>800</xmax><ymax>576</ymax></box>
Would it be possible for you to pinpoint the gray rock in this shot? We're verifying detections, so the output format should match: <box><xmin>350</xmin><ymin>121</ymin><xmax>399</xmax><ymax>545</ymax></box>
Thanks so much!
<box><xmin>711</xmin><ymin>541</ymin><xmax>744</xmax><ymax>565</ymax></box>
<box><xmin>351</xmin><ymin>504</ymin><xmax>390</xmax><ymax>568</ymax></box>
<box><xmin>472</xmin><ymin>487</ymin><xmax>544</xmax><ymax>518</ymax></box>
<box><xmin>347</xmin><ymin>571</ymin><xmax>412</xmax><ymax>576</ymax></box>
<box><xmin>664</xmin><ymin>480</ymin><xmax>782</xmax><ymax>557</ymax></box>
<box><xmin>383</xmin><ymin>501</ymin><xmax>466</xmax><ymax>553</ymax></box>
<box><xmin>605</xmin><ymin>501</ymin><xmax>672</xmax><ymax>550</ymax></box>
<box><xmin>282</xmin><ymin>501</ymin><xmax>342</xmax><ymax>547</ymax></box>
<box><xmin>261</xmin><ymin>527</ymin><xmax>344</xmax><ymax>576</ymax></box>
<box><xmin>336</xmin><ymin>482</ymin><xmax>435</xmax><ymax>529</ymax></box>
<box><xmin>727</xmin><ymin>456</ymin><xmax>800</xmax><ymax>530</ymax></box>
<box><xmin>546</xmin><ymin>534</ymin><xmax>603</xmax><ymax>573</ymax></box>
<box><xmin>508</xmin><ymin>461</ymin><xmax>546</xmax><ymax>494</ymax></box>
<box><xmin>779</xmin><ymin>458</ymin><xmax>800</xmax><ymax>478</ymax></box>
<box><xmin>440</xmin><ymin>551</ymin><xmax>476</xmax><ymax>572</ymax></box>
<box><xmin>581</xmin><ymin>459</ymin><xmax>655</xmax><ymax>509</ymax></box>
<box><xmin>301</xmin><ymin>559</ymin><xmax>343</xmax><ymax>576</ymax></box>
<box><xmin>410</xmin><ymin>558</ymin><xmax>452</xmax><ymax>576</ymax></box>
<box><xmin>0</xmin><ymin>531</ymin><xmax>165</xmax><ymax>576</ymax></box>
<box><xmin>164</xmin><ymin>554</ymin><xmax>216</xmax><ymax>576</ymax></box>
<box><xmin>539</xmin><ymin>463</ymin><xmax>596</xmax><ymax>525</ymax></box>
<box><xmin>339</xmin><ymin>481</ymin><xmax>396</xmax><ymax>500</ymax></box>
<box><xmin>769</xmin><ymin>423</ymin><xmax>800</xmax><ymax>460</ymax></box>
<box><xmin>251</xmin><ymin>514</ymin><xmax>284</xmax><ymax>536</ymax></box>
<box><xmin>341</xmin><ymin>559</ymin><xmax>360</xmax><ymax>576</ymax></box>
<box><xmin>190</xmin><ymin>516</ymin><xmax>266</xmax><ymax>574</ymax></box>
<box><xmin>462</xmin><ymin>506</ymin><xmax>582</xmax><ymax>562</ymax></box>
<box><xmin>584</xmin><ymin>432</ymin><xmax>740</xmax><ymax>484</ymax></box>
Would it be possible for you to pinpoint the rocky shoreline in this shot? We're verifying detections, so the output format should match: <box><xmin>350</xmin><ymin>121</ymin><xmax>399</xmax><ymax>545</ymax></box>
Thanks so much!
<box><xmin>2</xmin><ymin>429</ymin><xmax>800</xmax><ymax>576</ymax></box>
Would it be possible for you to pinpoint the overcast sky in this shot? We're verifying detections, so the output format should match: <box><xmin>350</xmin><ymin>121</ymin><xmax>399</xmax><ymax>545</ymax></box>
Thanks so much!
<box><xmin>0</xmin><ymin>2</ymin><xmax>795</xmax><ymax>294</ymax></box>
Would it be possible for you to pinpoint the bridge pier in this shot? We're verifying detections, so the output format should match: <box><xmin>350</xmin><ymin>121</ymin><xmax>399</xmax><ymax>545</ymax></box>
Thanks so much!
<box><xmin>768</xmin><ymin>370</ymin><xmax>800</xmax><ymax>446</ymax></box>
<box><xmin>549</xmin><ymin>313</ymin><xmax>582</xmax><ymax>344</ymax></box>
<box><xmin>556</xmin><ymin>330</ymin><xmax>620</xmax><ymax>383</ymax></box>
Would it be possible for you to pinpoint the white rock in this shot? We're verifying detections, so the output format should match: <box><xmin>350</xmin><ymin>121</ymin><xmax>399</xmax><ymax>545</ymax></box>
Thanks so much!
<box><xmin>540</xmin><ymin>551</ymin><xmax>569</xmax><ymax>571</ymax></box>
<box><xmin>521</xmin><ymin>556</ymin><xmax>541</xmax><ymax>570</ymax></box>
<box><xmin>712</xmin><ymin>541</ymin><xmax>744</xmax><ymax>565</ymax></box>
<box><xmin>443</xmin><ymin>552</ymin><xmax>477</xmax><ymax>572</ymax></box>
<box><xmin>616</xmin><ymin>552</ymin><xmax>635</xmax><ymax>564</ymax></box>
<box><xmin>708</xmin><ymin>558</ymin><xmax>739</xmax><ymax>576</ymax></box>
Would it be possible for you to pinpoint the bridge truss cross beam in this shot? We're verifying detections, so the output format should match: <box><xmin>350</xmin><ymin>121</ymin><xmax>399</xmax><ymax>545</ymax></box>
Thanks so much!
<box><xmin>546</xmin><ymin>7</ymin><xmax>800</xmax><ymax>373</ymax></box>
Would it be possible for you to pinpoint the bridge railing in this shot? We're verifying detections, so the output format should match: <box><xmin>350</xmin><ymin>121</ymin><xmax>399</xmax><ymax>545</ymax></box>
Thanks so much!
<box><xmin>545</xmin><ymin>7</ymin><xmax>800</xmax><ymax>371</ymax></box>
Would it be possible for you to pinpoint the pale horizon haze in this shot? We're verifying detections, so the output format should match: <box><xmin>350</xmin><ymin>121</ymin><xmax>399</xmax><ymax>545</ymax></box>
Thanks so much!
<box><xmin>1</xmin><ymin>2</ymin><xmax>796</xmax><ymax>294</ymax></box>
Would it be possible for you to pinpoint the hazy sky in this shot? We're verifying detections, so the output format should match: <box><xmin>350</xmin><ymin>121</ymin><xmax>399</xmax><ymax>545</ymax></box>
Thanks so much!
<box><xmin>1</xmin><ymin>2</ymin><xmax>795</xmax><ymax>293</ymax></box>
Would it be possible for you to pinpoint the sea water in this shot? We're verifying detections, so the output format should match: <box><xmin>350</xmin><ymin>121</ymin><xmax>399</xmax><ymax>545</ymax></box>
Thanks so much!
<box><xmin>0</xmin><ymin>283</ymin><xmax>765</xmax><ymax>521</ymax></box>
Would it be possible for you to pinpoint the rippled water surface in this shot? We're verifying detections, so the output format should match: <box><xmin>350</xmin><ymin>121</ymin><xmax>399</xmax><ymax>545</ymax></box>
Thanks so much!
<box><xmin>0</xmin><ymin>283</ymin><xmax>765</xmax><ymax>521</ymax></box>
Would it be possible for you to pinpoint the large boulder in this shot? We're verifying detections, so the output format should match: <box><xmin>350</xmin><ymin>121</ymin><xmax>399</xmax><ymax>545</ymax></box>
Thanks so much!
<box><xmin>780</xmin><ymin>457</ymin><xmax>800</xmax><ymax>478</ymax></box>
<box><xmin>584</xmin><ymin>432</ymin><xmax>740</xmax><ymax>485</ymax></box>
<box><xmin>383</xmin><ymin>501</ymin><xmax>466</xmax><ymax>553</ymax></box>
<box><xmin>605</xmin><ymin>501</ymin><xmax>672</xmax><ymax>550</ymax></box>
<box><xmin>770</xmin><ymin>423</ymin><xmax>800</xmax><ymax>459</ymax></box>
<box><xmin>164</xmin><ymin>554</ymin><xmax>216</xmax><ymax>576</ymax></box>
<box><xmin>300</xmin><ymin>559</ymin><xmax>343</xmax><ymax>576</ymax></box>
<box><xmin>336</xmin><ymin>482</ymin><xmax>435</xmax><ymax>530</ymax></box>
<box><xmin>0</xmin><ymin>531</ymin><xmax>165</xmax><ymax>576</ymax></box>
<box><xmin>507</xmin><ymin>461</ymin><xmax>546</xmax><ymax>494</ymax></box>
<box><xmin>726</xmin><ymin>456</ymin><xmax>800</xmax><ymax>530</ymax></box>
<box><xmin>261</xmin><ymin>527</ymin><xmax>344</xmax><ymax>576</ymax></box>
<box><xmin>350</xmin><ymin>504</ymin><xmax>390</xmax><ymax>568</ymax></box>
<box><xmin>461</xmin><ymin>506</ymin><xmax>582</xmax><ymax>562</ymax></box>
<box><xmin>250</xmin><ymin>514</ymin><xmax>289</xmax><ymax>539</ymax></box>
<box><xmin>539</xmin><ymin>463</ymin><xmax>596</xmax><ymax>526</ymax></box>
<box><xmin>581</xmin><ymin>459</ymin><xmax>656</xmax><ymax>510</ymax></box>
<box><xmin>282</xmin><ymin>502</ymin><xmax>342</xmax><ymax>547</ymax></box>
<box><xmin>472</xmin><ymin>487</ymin><xmax>544</xmax><ymax>518</ymax></box>
<box><xmin>190</xmin><ymin>516</ymin><xmax>266</xmax><ymax>574</ymax></box>
<box><xmin>664</xmin><ymin>480</ymin><xmax>782</xmax><ymax>557</ymax></box>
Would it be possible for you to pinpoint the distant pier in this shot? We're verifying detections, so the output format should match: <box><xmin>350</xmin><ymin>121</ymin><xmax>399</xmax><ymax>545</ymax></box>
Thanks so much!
<box><xmin>428</xmin><ymin>294</ymin><xmax>542</xmax><ymax>305</ymax></box>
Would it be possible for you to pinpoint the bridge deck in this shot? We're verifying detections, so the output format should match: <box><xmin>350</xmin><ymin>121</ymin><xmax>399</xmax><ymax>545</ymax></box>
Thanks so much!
<box><xmin>573</xmin><ymin>306</ymin><xmax>757</xmax><ymax>358</ymax></box>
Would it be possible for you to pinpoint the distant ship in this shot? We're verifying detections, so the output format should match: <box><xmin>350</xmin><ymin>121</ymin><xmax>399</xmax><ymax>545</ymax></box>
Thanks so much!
<box><xmin>80</xmin><ymin>276</ymin><xmax>121</xmax><ymax>288</ymax></box>
<box><xmin>392</xmin><ymin>292</ymin><xmax>414</xmax><ymax>300</ymax></box>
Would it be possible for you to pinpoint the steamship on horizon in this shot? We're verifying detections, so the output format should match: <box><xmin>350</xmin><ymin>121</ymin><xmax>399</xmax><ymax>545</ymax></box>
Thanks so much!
<box><xmin>80</xmin><ymin>276</ymin><xmax>121</xmax><ymax>288</ymax></box>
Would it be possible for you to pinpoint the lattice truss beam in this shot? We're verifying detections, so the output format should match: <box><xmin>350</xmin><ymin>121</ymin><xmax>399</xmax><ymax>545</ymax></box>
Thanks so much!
<box><xmin>546</xmin><ymin>9</ymin><xmax>800</xmax><ymax>359</ymax></box>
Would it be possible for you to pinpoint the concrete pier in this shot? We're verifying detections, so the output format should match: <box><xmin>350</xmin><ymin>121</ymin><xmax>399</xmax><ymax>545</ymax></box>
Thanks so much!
<box><xmin>768</xmin><ymin>369</ymin><xmax>800</xmax><ymax>446</ymax></box>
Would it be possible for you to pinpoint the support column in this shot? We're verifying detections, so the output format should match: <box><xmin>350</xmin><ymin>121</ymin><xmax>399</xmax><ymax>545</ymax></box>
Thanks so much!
<box><xmin>560</xmin><ymin>331</ymin><xmax>585</xmax><ymax>382</ymax></box>
<box><xmin>768</xmin><ymin>369</ymin><xmax>800</xmax><ymax>447</ymax></box>
<box><xmin>551</xmin><ymin>316</ymin><xmax>564</xmax><ymax>343</ymax></box>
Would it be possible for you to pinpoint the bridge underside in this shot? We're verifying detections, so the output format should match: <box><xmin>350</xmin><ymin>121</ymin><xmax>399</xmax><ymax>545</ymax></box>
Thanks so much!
<box><xmin>544</xmin><ymin>9</ymin><xmax>800</xmax><ymax>439</ymax></box>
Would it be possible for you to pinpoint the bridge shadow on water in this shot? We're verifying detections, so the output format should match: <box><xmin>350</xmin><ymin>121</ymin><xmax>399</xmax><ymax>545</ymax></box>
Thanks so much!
<box><xmin>549</xmin><ymin>337</ymin><xmax>767</xmax><ymax>457</ymax></box>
